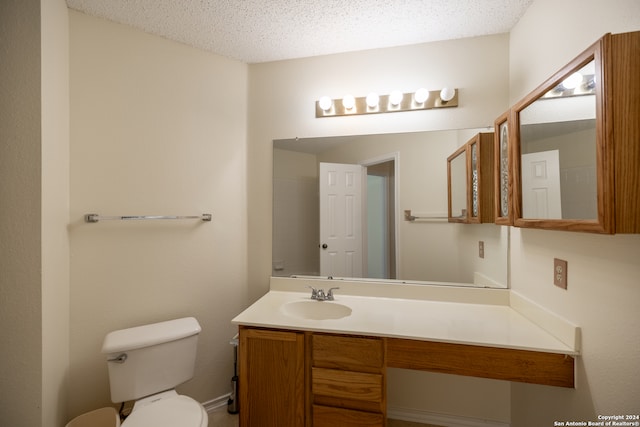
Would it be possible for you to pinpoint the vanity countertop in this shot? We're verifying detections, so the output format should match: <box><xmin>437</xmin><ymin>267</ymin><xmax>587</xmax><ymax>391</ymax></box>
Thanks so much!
<box><xmin>232</xmin><ymin>278</ymin><xmax>580</xmax><ymax>355</ymax></box>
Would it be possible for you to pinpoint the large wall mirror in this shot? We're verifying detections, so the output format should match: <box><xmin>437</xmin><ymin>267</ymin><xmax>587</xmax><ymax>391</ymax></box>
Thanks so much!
<box><xmin>273</xmin><ymin>129</ymin><xmax>508</xmax><ymax>288</ymax></box>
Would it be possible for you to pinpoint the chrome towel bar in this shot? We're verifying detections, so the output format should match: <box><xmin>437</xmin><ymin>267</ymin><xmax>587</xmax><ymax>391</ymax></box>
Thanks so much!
<box><xmin>404</xmin><ymin>210</ymin><xmax>447</xmax><ymax>222</ymax></box>
<box><xmin>85</xmin><ymin>213</ymin><xmax>212</xmax><ymax>223</ymax></box>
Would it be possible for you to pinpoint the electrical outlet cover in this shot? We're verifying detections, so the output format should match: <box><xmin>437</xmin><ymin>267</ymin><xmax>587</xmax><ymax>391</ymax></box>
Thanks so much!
<box><xmin>554</xmin><ymin>258</ymin><xmax>568</xmax><ymax>289</ymax></box>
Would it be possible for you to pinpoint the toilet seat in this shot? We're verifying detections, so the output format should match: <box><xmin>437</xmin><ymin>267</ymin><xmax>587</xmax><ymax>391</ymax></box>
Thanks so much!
<box><xmin>122</xmin><ymin>393</ymin><xmax>207</xmax><ymax>427</ymax></box>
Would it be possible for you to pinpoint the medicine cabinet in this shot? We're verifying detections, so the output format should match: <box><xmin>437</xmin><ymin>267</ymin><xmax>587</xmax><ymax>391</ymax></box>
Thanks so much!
<box><xmin>509</xmin><ymin>31</ymin><xmax>640</xmax><ymax>233</ymax></box>
<box><xmin>447</xmin><ymin>132</ymin><xmax>495</xmax><ymax>223</ymax></box>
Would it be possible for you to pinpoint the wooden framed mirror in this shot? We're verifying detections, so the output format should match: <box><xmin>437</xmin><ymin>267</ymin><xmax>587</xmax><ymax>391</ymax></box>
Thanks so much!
<box><xmin>511</xmin><ymin>36</ymin><xmax>613</xmax><ymax>233</ymax></box>
<box><xmin>510</xmin><ymin>31</ymin><xmax>640</xmax><ymax>234</ymax></box>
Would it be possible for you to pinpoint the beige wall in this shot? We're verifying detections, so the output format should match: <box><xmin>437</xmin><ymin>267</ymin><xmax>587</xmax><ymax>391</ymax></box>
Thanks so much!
<box><xmin>508</xmin><ymin>0</ymin><xmax>640</xmax><ymax>425</ymax></box>
<box><xmin>248</xmin><ymin>34</ymin><xmax>513</xmax><ymax>423</ymax></box>
<box><xmin>41</xmin><ymin>0</ymin><xmax>71</xmax><ymax>425</ymax></box>
<box><xmin>67</xmin><ymin>11</ymin><xmax>249</xmax><ymax>418</ymax></box>
<box><xmin>1</xmin><ymin>0</ymin><xmax>70</xmax><ymax>425</ymax></box>
<box><xmin>0</xmin><ymin>0</ymin><xmax>43</xmax><ymax>425</ymax></box>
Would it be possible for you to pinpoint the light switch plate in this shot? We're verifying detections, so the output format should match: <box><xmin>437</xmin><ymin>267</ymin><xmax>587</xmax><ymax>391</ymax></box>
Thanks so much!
<box><xmin>479</xmin><ymin>241</ymin><xmax>485</xmax><ymax>258</ymax></box>
<box><xmin>554</xmin><ymin>258</ymin><xmax>568</xmax><ymax>289</ymax></box>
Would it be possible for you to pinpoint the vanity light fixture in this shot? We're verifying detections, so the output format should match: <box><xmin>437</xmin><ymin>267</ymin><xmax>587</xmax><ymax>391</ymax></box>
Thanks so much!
<box><xmin>316</xmin><ymin>87</ymin><xmax>458</xmax><ymax>118</ymax></box>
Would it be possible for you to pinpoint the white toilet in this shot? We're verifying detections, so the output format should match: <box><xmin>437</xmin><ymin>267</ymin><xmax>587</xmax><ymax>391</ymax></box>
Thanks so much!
<box><xmin>102</xmin><ymin>317</ymin><xmax>208</xmax><ymax>427</ymax></box>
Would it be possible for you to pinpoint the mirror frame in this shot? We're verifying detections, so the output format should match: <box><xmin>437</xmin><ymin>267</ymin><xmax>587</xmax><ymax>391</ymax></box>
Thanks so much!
<box><xmin>510</xmin><ymin>37</ymin><xmax>614</xmax><ymax>233</ymax></box>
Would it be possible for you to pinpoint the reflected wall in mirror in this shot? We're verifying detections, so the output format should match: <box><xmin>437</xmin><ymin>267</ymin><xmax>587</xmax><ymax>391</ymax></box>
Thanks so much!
<box><xmin>273</xmin><ymin>129</ymin><xmax>508</xmax><ymax>288</ymax></box>
<box><xmin>518</xmin><ymin>60</ymin><xmax>597</xmax><ymax>220</ymax></box>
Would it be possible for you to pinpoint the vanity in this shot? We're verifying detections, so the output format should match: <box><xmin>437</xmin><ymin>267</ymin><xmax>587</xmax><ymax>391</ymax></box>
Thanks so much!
<box><xmin>232</xmin><ymin>278</ymin><xmax>579</xmax><ymax>427</ymax></box>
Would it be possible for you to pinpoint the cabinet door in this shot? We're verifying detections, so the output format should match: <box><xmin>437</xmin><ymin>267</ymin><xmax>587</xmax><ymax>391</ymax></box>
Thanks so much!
<box><xmin>448</xmin><ymin>133</ymin><xmax>495</xmax><ymax>224</ymax></box>
<box><xmin>239</xmin><ymin>328</ymin><xmax>305</xmax><ymax>427</ymax></box>
<box><xmin>494</xmin><ymin>111</ymin><xmax>513</xmax><ymax>225</ymax></box>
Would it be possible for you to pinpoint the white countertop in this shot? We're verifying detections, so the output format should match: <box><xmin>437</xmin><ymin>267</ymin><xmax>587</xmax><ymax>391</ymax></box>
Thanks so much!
<box><xmin>232</xmin><ymin>278</ymin><xmax>580</xmax><ymax>355</ymax></box>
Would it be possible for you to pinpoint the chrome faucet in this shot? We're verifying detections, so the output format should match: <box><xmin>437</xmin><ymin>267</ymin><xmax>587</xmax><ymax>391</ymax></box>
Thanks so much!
<box><xmin>308</xmin><ymin>286</ymin><xmax>340</xmax><ymax>301</ymax></box>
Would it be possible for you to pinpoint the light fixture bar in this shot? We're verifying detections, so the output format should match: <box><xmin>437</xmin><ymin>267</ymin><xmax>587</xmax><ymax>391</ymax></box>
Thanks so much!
<box><xmin>315</xmin><ymin>88</ymin><xmax>458</xmax><ymax>118</ymax></box>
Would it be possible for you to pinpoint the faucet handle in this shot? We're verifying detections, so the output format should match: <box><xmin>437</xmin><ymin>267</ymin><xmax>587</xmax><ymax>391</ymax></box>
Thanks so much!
<box><xmin>307</xmin><ymin>286</ymin><xmax>318</xmax><ymax>300</ymax></box>
<box><xmin>327</xmin><ymin>287</ymin><xmax>340</xmax><ymax>300</ymax></box>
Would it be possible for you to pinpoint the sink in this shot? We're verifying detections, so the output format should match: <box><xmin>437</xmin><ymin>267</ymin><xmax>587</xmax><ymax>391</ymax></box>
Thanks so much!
<box><xmin>281</xmin><ymin>300</ymin><xmax>352</xmax><ymax>320</ymax></box>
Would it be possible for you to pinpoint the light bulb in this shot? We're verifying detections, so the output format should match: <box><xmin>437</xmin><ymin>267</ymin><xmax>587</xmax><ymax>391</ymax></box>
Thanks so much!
<box><xmin>561</xmin><ymin>72</ymin><xmax>583</xmax><ymax>90</ymax></box>
<box><xmin>318</xmin><ymin>96</ymin><xmax>333</xmax><ymax>111</ymax></box>
<box><xmin>366</xmin><ymin>92</ymin><xmax>380</xmax><ymax>108</ymax></box>
<box><xmin>342</xmin><ymin>94</ymin><xmax>355</xmax><ymax>110</ymax></box>
<box><xmin>414</xmin><ymin>88</ymin><xmax>430</xmax><ymax>104</ymax></box>
<box><xmin>389</xmin><ymin>91</ymin><xmax>403</xmax><ymax>106</ymax></box>
<box><xmin>440</xmin><ymin>87</ymin><xmax>455</xmax><ymax>102</ymax></box>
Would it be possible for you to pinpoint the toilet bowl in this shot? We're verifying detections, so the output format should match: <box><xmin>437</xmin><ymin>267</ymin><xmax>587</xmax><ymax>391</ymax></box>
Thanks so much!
<box><xmin>121</xmin><ymin>390</ymin><xmax>207</xmax><ymax>427</ymax></box>
<box><xmin>102</xmin><ymin>317</ymin><xmax>208</xmax><ymax>427</ymax></box>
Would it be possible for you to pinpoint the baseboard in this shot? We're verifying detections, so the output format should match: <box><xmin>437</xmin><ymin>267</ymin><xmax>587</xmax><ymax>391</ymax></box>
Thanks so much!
<box><xmin>202</xmin><ymin>393</ymin><xmax>231</xmax><ymax>414</ymax></box>
<box><xmin>388</xmin><ymin>406</ymin><xmax>510</xmax><ymax>427</ymax></box>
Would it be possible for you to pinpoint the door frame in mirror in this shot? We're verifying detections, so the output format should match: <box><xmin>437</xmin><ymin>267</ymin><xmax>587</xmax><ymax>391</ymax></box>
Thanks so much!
<box><xmin>510</xmin><ymin>36</ymin><xmax>614</xmax><ymax>233</ymax></box>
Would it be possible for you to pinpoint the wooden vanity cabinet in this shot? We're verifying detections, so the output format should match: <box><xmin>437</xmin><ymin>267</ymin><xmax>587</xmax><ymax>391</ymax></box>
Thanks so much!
<box><xmin>310</xmin><ymin>333</ymin><xmax>386</xmax><ymax>427</ymax></box>
<box><xmin>238</xmin><ymin>327</ymin><xmax>385</xmax><ymax>427</ymax></box>
<box><xmin>238</xmin><ymin>327</ymin><xmax>305</xmax><ymax>427</ymax></box>
<box><xmin>239</xmin><ymin>326</ymin><xmax>574</xmax><ymax>426</ymax></box>
<box><xmin>447</xmin><ymin>132</ymin><xmax>495</xmax><ymax>223</ymax></box>
<box><xmin>509</xmin><ymin>31</ymin><xmax>640</xmax><ymax>233</ymax></box>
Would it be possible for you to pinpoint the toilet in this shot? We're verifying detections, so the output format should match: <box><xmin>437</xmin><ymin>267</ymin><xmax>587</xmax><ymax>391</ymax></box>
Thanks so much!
<box><xmin>102</xmin><ymin>317</ymin><xmax>208</xmax><ymax>427</ymax></box>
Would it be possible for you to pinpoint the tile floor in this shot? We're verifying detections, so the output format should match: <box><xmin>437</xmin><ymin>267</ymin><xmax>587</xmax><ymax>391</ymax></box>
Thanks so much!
<box><xmin>208</xmin><ymin>408</ymin><xmax>442</xmax><ymax>427</ymax></box>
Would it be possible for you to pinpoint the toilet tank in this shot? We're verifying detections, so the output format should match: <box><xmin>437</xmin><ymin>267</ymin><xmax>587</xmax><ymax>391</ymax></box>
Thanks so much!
<box><xmin>102</xmin><ymin>317</ymin><xmax>201</xmax><ymax>403</ymax></box>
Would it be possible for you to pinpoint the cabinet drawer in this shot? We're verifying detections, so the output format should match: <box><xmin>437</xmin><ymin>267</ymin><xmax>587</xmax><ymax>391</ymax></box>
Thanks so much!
<box><xmin>312</xmin><ymin>334</ymin><xmax>384</xmax><ymax>371</ymax></box>
<box><xmin>312</xmin><ymin>367</ymin><xmax>382</xmax><ymax>402</ymax></box>
<box><xmin>312</xmin><ymin>404</ymin><xmax>385</xmax><ymax>427</ymax></box>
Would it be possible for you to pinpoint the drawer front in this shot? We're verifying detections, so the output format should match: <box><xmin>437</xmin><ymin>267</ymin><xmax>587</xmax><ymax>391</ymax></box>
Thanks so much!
<box><xmin>312</xmin><ymin>334</ymin><xmax>384</xmax><ymax>371</ymax></box>
<box><xmin>312</xmin><ymin>404</ymin><xmax>385</xmax><ymax>427</ymax></box>
<box><xmin>312</xmin><ymin>367</ymin><xmax>382</xmax><ymax>402</ymax></box>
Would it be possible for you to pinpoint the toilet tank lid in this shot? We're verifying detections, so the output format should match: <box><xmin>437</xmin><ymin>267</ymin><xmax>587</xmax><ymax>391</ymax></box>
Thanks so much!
<box><xmin>102</xmin><ymin>317</ymin><xmax>201</xmax><ymax>354</ymax></box>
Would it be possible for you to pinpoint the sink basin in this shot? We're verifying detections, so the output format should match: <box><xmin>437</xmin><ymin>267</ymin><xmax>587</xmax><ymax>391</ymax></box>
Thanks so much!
<box><xmin>281</xmin><ymin>300</ymin><xmax>352</xmax><ymax>320</ymax></box>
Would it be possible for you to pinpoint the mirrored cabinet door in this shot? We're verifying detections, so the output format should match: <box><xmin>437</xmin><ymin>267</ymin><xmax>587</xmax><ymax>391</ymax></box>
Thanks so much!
<box><xmin>510</xmin><ymin>31</ymin><xmax>640</xmax><ymax>233</ymax></box>
<box><xmin>447</xmin><ymin>133</ymin><xmax>495</xmax><ymax>224</ymax></box>
<box><xmin>447</xmin><ymin>145</ymin><xmax>468</xmax><ymax>222</ymax></box>
<box><xmin>493</xmin><ymin>111</ymin><xmax>512</xmax><ymax>225</ymax></box>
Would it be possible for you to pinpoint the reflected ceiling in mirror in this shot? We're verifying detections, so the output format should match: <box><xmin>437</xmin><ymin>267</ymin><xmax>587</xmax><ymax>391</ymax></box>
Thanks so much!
<box><xmin>272</xmin><ymin>129</ymin><xmax>508</xmax><ymax>289</ymax></box>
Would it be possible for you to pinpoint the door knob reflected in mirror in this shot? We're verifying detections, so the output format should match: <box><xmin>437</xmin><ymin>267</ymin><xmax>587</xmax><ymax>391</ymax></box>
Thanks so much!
<box><xmin>321</xmin><ymin>243</ymin><xmax>328</xmax><ymax>249</ymax></box>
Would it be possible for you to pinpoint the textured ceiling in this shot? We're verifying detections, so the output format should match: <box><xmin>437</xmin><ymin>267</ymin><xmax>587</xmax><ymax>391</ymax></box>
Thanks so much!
<box><xmin>66</xmin><ymin>0</ymin><xmax>534</xmax><ymax>64</ymax></box>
